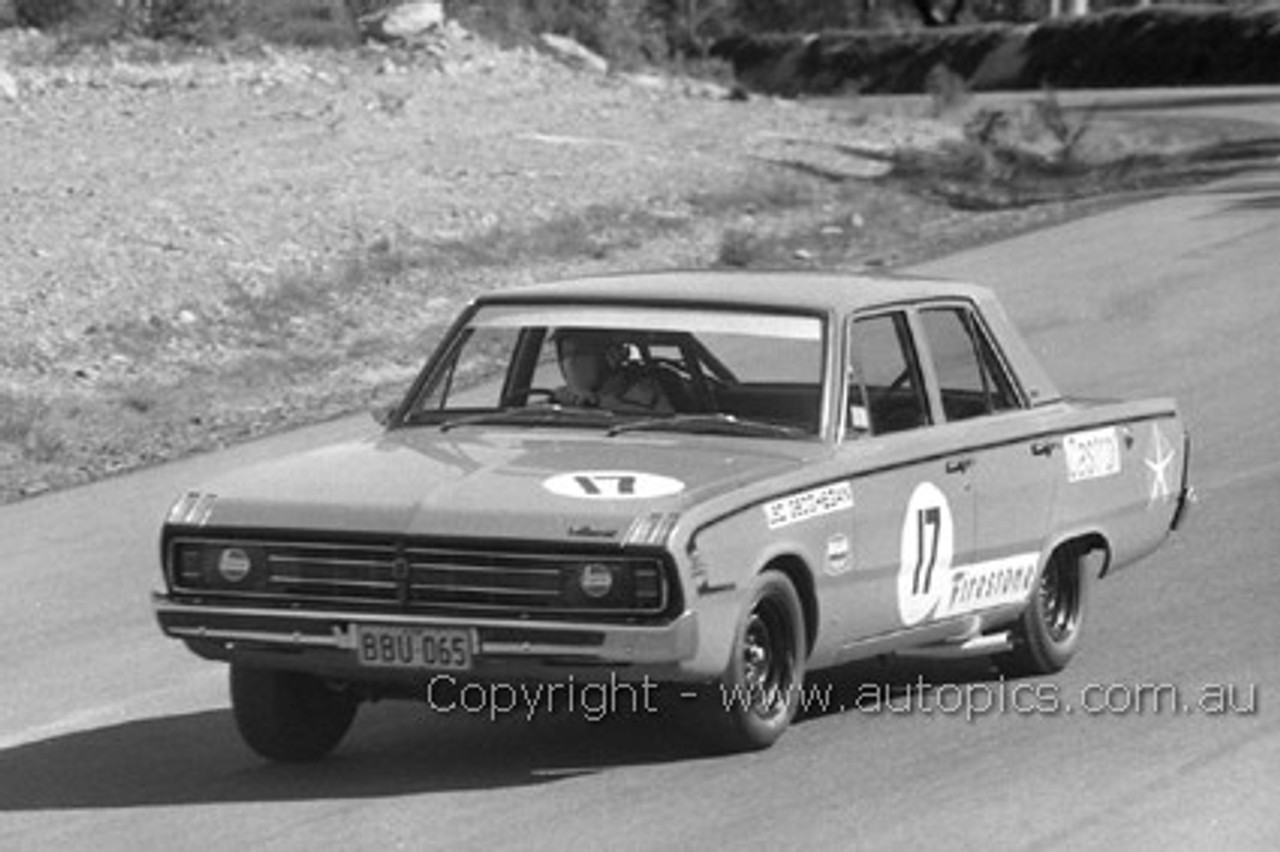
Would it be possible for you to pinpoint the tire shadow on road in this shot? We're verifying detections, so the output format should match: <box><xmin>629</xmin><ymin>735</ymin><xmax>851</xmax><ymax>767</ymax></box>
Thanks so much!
<box><xmin>0</xmin><ymin>700</ymin><xmax>721</xmax><ymax>811</ymax></box>
<box><xmin>796</xmin><ymin>656</ymin><xmax>1004</xmax><ymax>724</ymax></box>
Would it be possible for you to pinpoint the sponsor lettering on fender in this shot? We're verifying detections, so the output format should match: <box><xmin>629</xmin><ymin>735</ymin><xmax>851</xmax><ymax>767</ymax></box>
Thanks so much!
<box><xmin>764</xmin><ymin>481</ymin><xmax>854</xmax><ymax>530</ymax></box>
<box><xmin>1063</xmin><ymin>427</ymin><xmax>1122</xmax><ymax>483</ymax></box>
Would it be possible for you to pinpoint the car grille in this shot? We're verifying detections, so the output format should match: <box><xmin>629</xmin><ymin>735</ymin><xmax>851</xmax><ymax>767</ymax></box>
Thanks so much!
<box><xmin>168</xmin><ymin>537</ymin><xmax>672</xmax><ymax>620</ymax></box>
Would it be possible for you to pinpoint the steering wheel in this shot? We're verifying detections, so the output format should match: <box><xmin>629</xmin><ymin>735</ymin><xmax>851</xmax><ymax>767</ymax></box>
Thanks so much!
<box><xmin>650</xmin><ymin>357</ymin><xmax>727</xmax><ymax>412</ymax></box>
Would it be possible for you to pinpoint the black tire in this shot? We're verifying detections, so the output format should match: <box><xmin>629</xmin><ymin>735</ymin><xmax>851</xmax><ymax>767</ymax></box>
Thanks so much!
<box><xmin>230</xmin><ymin>664</ymin><xmax>358</xmax><ymax>762</ymax></box>
<box><xmin>697</xmin><ymin>571</ymin><xmax>807</xmax><ymax>753</ymax></box>
<box><xmin>996</xmin><ymin>547</ymin><xmax>1092</xmax><ymax>678</ymax></box>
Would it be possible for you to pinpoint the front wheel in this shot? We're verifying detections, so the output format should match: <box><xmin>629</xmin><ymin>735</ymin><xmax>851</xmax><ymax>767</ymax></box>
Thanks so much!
<box><xmin>996</xmin><ymin>546</ymin><xmax>1093</xmax><ymax>678</ymax></box>
<box><xmin>230</xmin><ymin>664</ymin><xmax>359</xmax><ymax>762</ymax></box>
<box><xmin>697</xmin><ymin>571</ymin><xmax>807</xmax><ymax>753</ymax></box>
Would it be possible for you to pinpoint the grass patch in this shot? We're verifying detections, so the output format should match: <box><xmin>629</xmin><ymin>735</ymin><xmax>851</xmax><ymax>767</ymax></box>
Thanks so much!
<box><xmin>688</xmin><ymin>173</ymin><xmax>827</xmax><ymax>217</ymax></box>
<box><xmin>0</xmin><ymin>391</ymin><xmax>44</xmax><ymax>450</ymax></box>
<box><xmin>715</xmin><ymin>228</ymin><xmax>762</xmax><ymax>268</ymax></box>
<box><xmin>214</xmin><ymin>204</ymin><xmax>693</xmax><ymax>347</ymax></box>
<box><xmin>0</xmin><ymin>390</ymin><xmax>64</xmax><ymax>466</ymax></box>
<box><xmin>423</xmin><ymin>205</ymin><xmax>691</xmax><ymax>269</ymax></box>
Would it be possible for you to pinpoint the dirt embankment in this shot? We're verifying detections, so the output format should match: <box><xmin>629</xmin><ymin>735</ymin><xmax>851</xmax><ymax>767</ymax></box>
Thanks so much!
<box><xmin>0</xmin><ymin>22</ymin><xmax>1268</xmax><ymax>503</ymax></box>
<box><xmin>0</xmin><ymin>26</ymin><xmax>940</xmax><ymax>500</ymax></box>
<box><xmin>717</xmin><ymin>6</ymin><xmax>1280</xmax><ymax>96</ymax></box>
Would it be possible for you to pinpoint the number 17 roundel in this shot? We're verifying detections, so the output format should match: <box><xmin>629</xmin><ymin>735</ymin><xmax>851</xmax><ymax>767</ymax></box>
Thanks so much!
<box><xmin>897</xmin><ymin>482</ymin><xmax>954</xmax><ymax>626</ymax></box>
<box><xmin>542</xmin><ymin>470</ymin><xmax>685</xmax><ymax>500</ymax></box>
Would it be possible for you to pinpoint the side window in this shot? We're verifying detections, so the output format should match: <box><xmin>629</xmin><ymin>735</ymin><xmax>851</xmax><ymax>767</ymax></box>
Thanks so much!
<box><xmin>919</xmin><ymin>307</ymin><xmax>1020</xmax><ymax>421</ymax></box>
<box><xmin>849</xmin><ymin>313</ymin><xmax>930</xmax><ymax>436</ymax></box>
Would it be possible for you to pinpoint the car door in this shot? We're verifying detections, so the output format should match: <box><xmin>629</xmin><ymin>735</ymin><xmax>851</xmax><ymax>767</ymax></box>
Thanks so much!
<box><xmin>831</xmin><ymin>309</ymin><xmax>979</xmax><ymax>645</ymax></box>
<box><xmin>913</xmin><ymin>303</ymin><xmax>1058</xmax><ymax>617</ymax></box>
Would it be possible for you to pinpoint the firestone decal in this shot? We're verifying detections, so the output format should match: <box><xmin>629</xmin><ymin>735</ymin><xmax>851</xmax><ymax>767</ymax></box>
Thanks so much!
<box><xmin>939</xmin><ymin>554</ymin><xmax>1038</xmax><ymax>617</ymax></box>
<box><xmin>543</xmin><ymin>471</ymin><xmax>684</xmax><ymax>500</ymax></box>
<box><xmin>1064</xmin><ymin>426</ymin><xmax>1122</xmax><ymax>483</ymax></box>
<box><xmin>764</xmin><ymin>482</ymin><xmax>854</xmax><ymax>530</ymax></box>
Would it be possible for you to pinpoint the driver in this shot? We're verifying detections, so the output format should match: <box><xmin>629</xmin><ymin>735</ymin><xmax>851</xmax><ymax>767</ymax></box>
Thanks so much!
<box><xmin>551</xmin><ymin>329</ymin><xmax>673</xmax><ymax>414</ymax></box>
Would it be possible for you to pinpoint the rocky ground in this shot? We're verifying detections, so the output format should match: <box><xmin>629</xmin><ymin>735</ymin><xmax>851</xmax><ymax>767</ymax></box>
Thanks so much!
<box><xmin>0</xmin><ymin>23</ymin><xmax>1258</xmax><ymax>502</ymax></box>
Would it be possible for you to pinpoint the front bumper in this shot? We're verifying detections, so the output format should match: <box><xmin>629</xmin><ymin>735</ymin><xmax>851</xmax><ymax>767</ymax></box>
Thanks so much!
<box><xmin>153</xmin><ymin>592</ymin><xmax>700</xmax><ymax>682</ymax></box>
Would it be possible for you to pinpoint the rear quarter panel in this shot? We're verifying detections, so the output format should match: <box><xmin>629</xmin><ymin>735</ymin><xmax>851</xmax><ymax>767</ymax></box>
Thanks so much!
<box><xmin>1048</xmin><ymin>399</ymin><xmax>1188</xmax><ymax>572</ymax></box>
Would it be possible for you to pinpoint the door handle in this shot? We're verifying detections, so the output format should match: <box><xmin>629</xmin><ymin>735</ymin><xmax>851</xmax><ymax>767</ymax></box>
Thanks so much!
<box><xmin>945</xmin><ymin>457</ymin><xmax>974</xmax><ymax>474</ymax></box>
<box><xmin>1031</xmin><ymin>440</ymin><xmax>1059</xmax><ymax>457</ymax></box>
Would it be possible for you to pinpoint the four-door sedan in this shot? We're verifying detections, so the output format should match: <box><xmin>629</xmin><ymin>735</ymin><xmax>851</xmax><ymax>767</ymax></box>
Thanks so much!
<box><xmin>154</xmin><ymin>271</ymin><xmax>1192</xmax><ymax>759</ymax></box>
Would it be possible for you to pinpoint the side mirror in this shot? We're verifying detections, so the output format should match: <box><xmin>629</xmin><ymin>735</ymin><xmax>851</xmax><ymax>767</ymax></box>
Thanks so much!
<box><xmin>371</xmin><ymin>404</ymin><xmax>396</xmax><ymax>427</ymax></box>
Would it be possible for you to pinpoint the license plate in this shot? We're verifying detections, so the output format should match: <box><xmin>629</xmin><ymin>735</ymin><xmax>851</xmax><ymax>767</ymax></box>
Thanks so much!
<box><xmin>354</xmin><ymin>624</ymin><xmax>475</xmax><ymax>671</ymax></box>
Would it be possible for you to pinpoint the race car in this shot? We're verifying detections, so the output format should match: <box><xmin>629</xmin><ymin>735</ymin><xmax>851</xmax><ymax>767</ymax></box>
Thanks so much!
<box><xmin>153</xmin><ymin>271</ymin><xmax>1192</xmax><ymax>759</ymax></box>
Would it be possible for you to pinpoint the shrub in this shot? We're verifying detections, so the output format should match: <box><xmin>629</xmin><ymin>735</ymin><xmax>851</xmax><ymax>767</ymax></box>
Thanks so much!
<box><xmin>16</xmin><ymin>0</ymin><xmax>362</xmax><ymax>47</ymax></box>
<box><xmin>238</xmin><ymin>0</ymin><xmax>359</xmax><ymax>48</ymax></box>
<box><xmin>15</xmin><ymin>0</ymin><xmax>140</xmax><ymax>42</ymax></box>
<box><xmin>147</xmin><ymin>0</ymin><xmax>359</xmax><ymax>46</ymax></box>
<box><xmin>15</xmin><ymin>0</ymin><xmax>90</xmax><ymax>29</ymax></box>
<box><xmin>345</xmin><ymin>0</ymin><xmax>400</xmax><ymax>19</ymax></box>
<box><xmin>717</xmin><ymin>6</ymin><xmax>1280</xmax><ymax>96</ymax></box>
<box><xmin>146</xmin><ymin>0</ymin><xmax>241</xmax><ymax>43</ymax></box>
<box><xmin>924</xmin><ymin>62</ymin><xmax>971</xmax><ymax>116</ymax></box>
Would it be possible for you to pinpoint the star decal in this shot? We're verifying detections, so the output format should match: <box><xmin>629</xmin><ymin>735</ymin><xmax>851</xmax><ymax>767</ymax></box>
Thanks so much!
<box><xmin>1145</xmin><ymin>423</ymin><xmax>1175</xmax><ymax>504</ymax></box>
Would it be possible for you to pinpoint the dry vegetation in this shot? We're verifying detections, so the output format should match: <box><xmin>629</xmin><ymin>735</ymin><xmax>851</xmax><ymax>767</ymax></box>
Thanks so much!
<box><xmin>718</xmin><ymin>5</ymin><xmax>1280</xmax><ymax>96</ymax></box>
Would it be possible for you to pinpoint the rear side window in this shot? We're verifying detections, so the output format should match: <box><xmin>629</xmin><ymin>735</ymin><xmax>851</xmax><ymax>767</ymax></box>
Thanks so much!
<box><xmin>919</xmin><ymin>307</ymin><xmax>1020</xmax><ymax>421</ymax></box>
<box><xmin>848</xmin><ymin>312</ymin><xmax>930</xmax><ymax>436</ymax></box>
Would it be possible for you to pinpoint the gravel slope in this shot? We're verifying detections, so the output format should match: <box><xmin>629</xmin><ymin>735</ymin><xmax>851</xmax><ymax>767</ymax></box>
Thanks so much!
<box><xmin>0</xmin><ymin>27</ymin><xmax>1251</xmax><ymax>502</ymax></box>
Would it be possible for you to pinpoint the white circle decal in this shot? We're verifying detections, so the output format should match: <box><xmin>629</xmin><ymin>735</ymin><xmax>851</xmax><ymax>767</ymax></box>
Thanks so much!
<box><xmin>897</xmin><ymin>482</ymin><xmax>954</xmax><ymax>626</ymax></box>
<box><xmin>543</xmin><ymin>471</ymin><xmax>685</xmax><ymax>500</ymax></box>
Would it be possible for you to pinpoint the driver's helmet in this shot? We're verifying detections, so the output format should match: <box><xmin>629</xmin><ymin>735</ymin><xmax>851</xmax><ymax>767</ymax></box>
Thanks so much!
<box><xmin>551</xmin><ymin>327</ymin><xmax>629</xmax><ymax>368</ymax></box>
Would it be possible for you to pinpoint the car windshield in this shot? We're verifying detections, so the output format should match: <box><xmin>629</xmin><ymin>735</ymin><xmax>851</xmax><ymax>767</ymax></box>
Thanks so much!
<box><xmin>400</xmin><ymin>303</ymin><xmax>827</xmax><ymax>438</ymax></box>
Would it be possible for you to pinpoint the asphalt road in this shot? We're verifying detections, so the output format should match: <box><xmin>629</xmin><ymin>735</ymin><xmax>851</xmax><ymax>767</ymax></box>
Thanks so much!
<box><xmin>3</xmin><ymin>90</ymin><xmax>1279</xmax><ymax>851</ymax></box>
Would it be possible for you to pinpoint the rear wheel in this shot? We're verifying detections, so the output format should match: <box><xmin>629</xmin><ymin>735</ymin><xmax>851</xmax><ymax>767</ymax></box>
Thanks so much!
<box><xmin>996</xmin><ymin>547</ymin><xmax>1092</xmax><ymax>678</ymax></box>
<box><xmin>697</xmin><ymin>571</ymin><xmax>806</xmax><ymax>753</ymax></box>
<box><xmin>230</xmin><ymin>664</ymin><xmax>359</xmax><ymax>762</ymax></box>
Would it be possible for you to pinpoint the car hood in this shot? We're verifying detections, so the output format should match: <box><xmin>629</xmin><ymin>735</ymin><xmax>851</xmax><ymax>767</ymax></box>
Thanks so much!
<box><xmin>190</xmin><ymin>427</ymin><xmax>815</xmax><ymax>544</ymax></box>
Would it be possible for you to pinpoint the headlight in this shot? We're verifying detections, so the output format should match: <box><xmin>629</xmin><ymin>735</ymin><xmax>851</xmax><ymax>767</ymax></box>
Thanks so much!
<box><xmin>578</xmin><ymin>563</ymin><xmax>615</xmax><ymax>599</ymax></box>
<box><xmin>218</xmin><ymin>548</ymin><xmax>253</xmax><ymax>583</ymax></box>
<box><xmin>562</xmin><ymin>559</ymin><xmax>666</xmax><ymax>611</ymax></box>
<box><xmin>169</xmin><ymin>541</ymin><xmax>264</xmax><ymax>590</ymax></box>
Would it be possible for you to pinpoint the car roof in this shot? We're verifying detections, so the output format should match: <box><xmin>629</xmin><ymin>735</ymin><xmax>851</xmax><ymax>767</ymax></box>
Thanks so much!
<box><xmin>477</xmin><ymin>270</ymin><xmax>993</xmax><ymax>314</ymax></box>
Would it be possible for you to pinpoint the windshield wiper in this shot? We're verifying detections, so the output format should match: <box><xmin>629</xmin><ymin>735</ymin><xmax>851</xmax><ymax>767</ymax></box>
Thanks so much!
<box><xmin>607</xmin><ymin>413</ymin><xmax>805</xmax><ymax>439</ymax></box>
<box><xmin>438</xmin><ymin>406</ymin><xmax>615</xmax><ymax>433</ymax></box>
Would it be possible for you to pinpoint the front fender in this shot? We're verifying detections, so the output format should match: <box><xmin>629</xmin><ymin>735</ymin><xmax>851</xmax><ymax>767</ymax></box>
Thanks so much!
<box><xmin>681</xmin><ymin>507</ymin><xmax>825</xmax><ymax>679</ymax></box>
